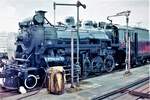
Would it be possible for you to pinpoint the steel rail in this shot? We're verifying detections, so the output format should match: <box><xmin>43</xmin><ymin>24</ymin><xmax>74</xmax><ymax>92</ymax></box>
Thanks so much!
<box><xmin>92</xmin><ymin>76</ymin><xmax>149</xmax><ymax>100</ymax></box>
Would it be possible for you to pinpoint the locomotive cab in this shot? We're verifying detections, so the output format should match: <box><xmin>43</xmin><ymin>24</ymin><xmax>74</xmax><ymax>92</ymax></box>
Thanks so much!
<box><xmin>104</xmin><ymin>24</ymin><xmax>119</xmax><ymax>45</ymax></box>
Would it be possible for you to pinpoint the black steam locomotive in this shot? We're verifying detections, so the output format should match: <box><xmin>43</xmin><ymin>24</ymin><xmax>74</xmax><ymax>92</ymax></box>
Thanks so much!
<box><xmin>0</xmin><ymin>10</ymin><xmax>149</xmax><ymax>90</ymax></box>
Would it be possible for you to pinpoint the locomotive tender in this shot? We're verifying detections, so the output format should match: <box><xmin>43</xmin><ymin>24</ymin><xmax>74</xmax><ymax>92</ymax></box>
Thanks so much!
<box><xmin>0</xmin><ymin>10</ymin><xmax>150</xmax><ymax>90</ymax></box>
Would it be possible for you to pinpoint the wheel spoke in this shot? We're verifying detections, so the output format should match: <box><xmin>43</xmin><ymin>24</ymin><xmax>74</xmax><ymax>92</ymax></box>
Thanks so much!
<box><xmin>104</xmin><ymin>55</ymin><xmax>115</xmax><ymax>72</ymax></box>
<box><xmin>91</xmin><ymin>56</ymin><xmax>103</xmax><ymax>72</ymax></box>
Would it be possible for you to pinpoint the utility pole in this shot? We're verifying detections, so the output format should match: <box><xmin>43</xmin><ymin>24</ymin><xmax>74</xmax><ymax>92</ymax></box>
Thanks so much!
<box><xmin>71</xmin><ymin>29</ymin><xmax>75</xmax><ymax>87</ymax></box>
<box><xmin>124</xmin><ymin>12</ymin><xmax>131</xmax><ymax>74</ymax></box>
<box><xmin>107</xmin><ymin>10</ymin><xmax>131</xmax><ymax>74</ymax></box>
<box><xmin>53</xmin><ymin>1</ymin><xmax>86</xmax><ymax>88</ymax></box>
<box><xmin>53</xmin><ymin>2</ymin><xmax>56</xmax><ymax>25</ymax></box>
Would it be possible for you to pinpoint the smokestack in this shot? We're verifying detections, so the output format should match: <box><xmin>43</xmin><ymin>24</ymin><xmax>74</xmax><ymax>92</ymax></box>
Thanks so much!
<box><xmin>35</xmin><ymin>10</ymin><xmax>47</xmax><ymax>17</ymax></box>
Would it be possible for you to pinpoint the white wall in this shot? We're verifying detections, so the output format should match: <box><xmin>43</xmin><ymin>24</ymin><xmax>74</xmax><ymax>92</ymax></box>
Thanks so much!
<box><xmin>0</xmin><ymin>32</ymin><xmax>17</xmax><ymax>59</ymax></box>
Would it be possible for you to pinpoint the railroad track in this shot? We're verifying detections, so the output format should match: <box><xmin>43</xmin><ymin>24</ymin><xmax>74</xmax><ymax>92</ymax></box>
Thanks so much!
<box><xmin>0</xmin><ymin>85</ymin><xmax>18</xmax><ymax>99</ymax></box>
<box><xmin>92</xmin><ymin>77</ymin><xmax>150</xmax><ymax>100</ymax></box>
<box><xmin>0</xmin><ymin>85</ymin><xmax>44</xmax><ymax>100</ymax></box>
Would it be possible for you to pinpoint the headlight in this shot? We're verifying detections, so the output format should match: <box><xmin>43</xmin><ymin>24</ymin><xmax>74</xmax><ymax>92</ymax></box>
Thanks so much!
<box><xmin>33</xmin><ymin>14</ymin><xmax>44</xmax><ymax>24</ymax></box>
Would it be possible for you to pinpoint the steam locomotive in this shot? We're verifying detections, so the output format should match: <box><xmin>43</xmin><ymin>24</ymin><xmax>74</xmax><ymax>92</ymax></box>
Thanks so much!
<box><xmin>0</xmin><ymin>10</ymin><xmax>150</xmax><ymax>90</ymax></box>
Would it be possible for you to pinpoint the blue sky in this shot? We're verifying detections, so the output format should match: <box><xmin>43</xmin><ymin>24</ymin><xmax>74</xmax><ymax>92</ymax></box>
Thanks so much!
<box><xmin>0</xmin><ymin>0</ymin><xmax>149</xmax><ymax>32</ymax></box>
